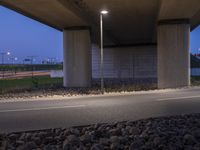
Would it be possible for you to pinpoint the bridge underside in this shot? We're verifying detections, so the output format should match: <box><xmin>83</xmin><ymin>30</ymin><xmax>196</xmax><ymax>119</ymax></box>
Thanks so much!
<box><xmin>1</xmin><ymin>0</ymin><xmax>200</xmax><ymax>88</ymax></box>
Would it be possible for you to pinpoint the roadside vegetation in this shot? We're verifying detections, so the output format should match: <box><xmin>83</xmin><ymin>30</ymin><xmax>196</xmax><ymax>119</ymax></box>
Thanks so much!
<box><xmin>191</xmin><ymin>54</ymin><xmax>200</xmax><ymax>68</ymax></box>
<box><xmin>0</xmin><ymin>64</ymin><xmax>62</xmax><ymax>72</ymax></box>
<box><xmin>191</xmin><ymin>76</ymin><xmax>200</xmax><ymax>86</ymax></box>
<box><xmin>0</xmin><ymin>76</ymin><xmax>62</xmax><ymax>94</ymax></box>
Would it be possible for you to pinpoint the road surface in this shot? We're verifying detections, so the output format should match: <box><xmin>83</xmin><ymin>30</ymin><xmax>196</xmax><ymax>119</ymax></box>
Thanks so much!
<box><xmin>1</xmin><ymin>87</ymin><xmax>200</xmax><ymax>133</ymax></box>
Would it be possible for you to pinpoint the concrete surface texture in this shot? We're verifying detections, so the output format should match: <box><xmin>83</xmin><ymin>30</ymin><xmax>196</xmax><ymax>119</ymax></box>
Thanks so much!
<box><xmin>92</xmin><ymin>45</ymin><xmax>157</xmax><ymax>79</ymax></box>
<box><xmin>1</xmin><ymin>87</ymin><xmax>200</xmax><ymax>133</ymax></box>
<box><xmin>63</xmin><ymin>29</ymin><xmax>92</xmax><ymax>87</ymax></box>
<box><xmin>50</xmin><ymin>44</ymin><xmax>157</xmax><ymax>79</ymax></box>
<box><xmin>157</xmin><ymin>23</ymin><xmax>190</xmax><ymax>88</ymax></box>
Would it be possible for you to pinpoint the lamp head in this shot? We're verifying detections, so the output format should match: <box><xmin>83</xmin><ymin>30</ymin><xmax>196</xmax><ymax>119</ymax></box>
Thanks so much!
<box><xmin>101</xmin><ymin>10</ymin><xmax>108</xmax><ymax>15</ymax></box>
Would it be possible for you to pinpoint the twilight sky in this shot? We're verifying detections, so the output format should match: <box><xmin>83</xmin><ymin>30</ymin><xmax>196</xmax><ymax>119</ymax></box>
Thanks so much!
<box><xmin>0</xmin><ymin>6</ymin><xmax>62</xmax><ymax>64</ymax></box>
<box><xmin>0</xmin><ymin>6</ymin><xmax>200</xmax><ymax>64</ymax></box>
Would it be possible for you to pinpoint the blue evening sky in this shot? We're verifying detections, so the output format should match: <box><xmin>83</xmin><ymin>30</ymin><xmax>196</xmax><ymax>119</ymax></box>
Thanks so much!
<box><xmin>0</xmin><ymin>6</ymin><xmax>200</xmax><ymax>64</ymax></box>
<box><xmin>0</xmin><ymin>6</ymin><xmax>62</xmax><ymax>64</ymax></box>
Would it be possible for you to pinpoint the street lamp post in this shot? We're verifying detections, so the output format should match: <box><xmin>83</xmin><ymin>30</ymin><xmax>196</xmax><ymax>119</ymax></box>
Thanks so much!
<box><xmin>1</xmin><ymin>52</ymin><xmax>10</xmax><ymax>65</ymax></box>
<box><xmin>198</xmin><ymin>48</ymin><xmax>200</xmax><ymax>55</ymax></box>
<box><xmin>0</xmin><ymin>52</ymin><xmax>10</xmax><ymax>78</ymax></box>
<box><xmin>100</xmin><ymin>10</ymin><xmax>108</xmax><ymax>94</ymax></box>
<box><xmin>9</xmin><ymin>57</ymin><xmax>18</xmax><ymax>65</ymax></box>
<box><xmin>28</xmin><ymin>56</ymin><xmax>37</xmax><ymax>78</ymax></box>
<box><xmin>1</xmin><ymin>53</ymin><xmax>4</xmax><ymax>65</ymax></box>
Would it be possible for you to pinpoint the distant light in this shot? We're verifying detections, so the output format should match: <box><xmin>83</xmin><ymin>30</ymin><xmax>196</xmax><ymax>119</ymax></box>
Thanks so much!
<box><xmin>14</xmin><ymin>57</ymin><xmax>18</xmax><ymax>61</ymax></box>
<box><xmin>7</xmin><ymin>52</ymin><xmax>10</xmax><ymax>55</ymax></box>
<box><xmin>101</xmin><ymin>10</ymin><xmax>108</xmax><ymax>15</ymax></box>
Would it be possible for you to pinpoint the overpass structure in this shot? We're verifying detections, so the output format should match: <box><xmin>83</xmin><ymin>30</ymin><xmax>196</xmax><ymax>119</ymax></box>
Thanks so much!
<box><xmin>1</xmin><ymin>0</ymin><xmax>200</xmax><ymax>88</ymax></box>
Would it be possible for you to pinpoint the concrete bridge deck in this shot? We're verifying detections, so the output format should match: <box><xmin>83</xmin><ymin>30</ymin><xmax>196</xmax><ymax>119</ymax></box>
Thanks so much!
<box><xmin>1</xmin><ymin>0</ymin><xmax>200</xmax><ymax>44</ymax></box>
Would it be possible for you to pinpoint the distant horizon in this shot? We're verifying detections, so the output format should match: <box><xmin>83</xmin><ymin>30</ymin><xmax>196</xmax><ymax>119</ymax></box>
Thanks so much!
<box><xmin>0</xmin><ymin>6</ymin><xmax>63</xmax><ymax>64</ymax></box>
<box><xmin>0</xmin><ymin>6</ymin><xmax>200</xmax><ymax>64</ymax></box>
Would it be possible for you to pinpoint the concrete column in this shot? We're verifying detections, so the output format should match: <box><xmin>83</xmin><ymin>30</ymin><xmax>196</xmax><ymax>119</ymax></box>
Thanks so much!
<box><xmin>63</xmin><ymin>29</ymin><xmax>91</xmax><ymax>87</ymax></box>
<box><xmin>157</xmin><ymin>20</ymin><xmax>190</xmax><ymax>88</ymax></box>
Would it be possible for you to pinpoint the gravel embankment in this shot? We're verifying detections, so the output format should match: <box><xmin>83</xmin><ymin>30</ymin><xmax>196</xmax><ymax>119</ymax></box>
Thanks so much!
<box><xmin>1</xmin><ymin>113</ymin><xmax>200</xmax><ymax>150</ymax></box>
<box><xmin>0</xmin><ymin>84</ymin><xmax>156</xmax><ymax>100</ymax></box>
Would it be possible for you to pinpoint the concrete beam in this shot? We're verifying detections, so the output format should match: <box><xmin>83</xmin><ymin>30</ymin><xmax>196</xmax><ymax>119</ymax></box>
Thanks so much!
<box><xmin>63</xmin><ymin>29</ymin><xmax>92</xmax><ymax>87</ymax></box>
<box><xmin>157</xmin><ymin>21</ymin><xmax>190</xmax><ymax>88</ymax></box>
<box><xmin>159</xmin><ymin>0</ymin><xmax>200</xmax><ymax>20</ymax></box>
<box><xmin>0</xmin><ymin>0</ymin><xmax>87</xmax><ymax>30</ymax></box>
<box><xmin>191</xmin><ymin>9</ymin><xmax>200</xmax><ymax>31</ymax></box>
<box><xmin>58</xmin><ymin>0</ymin><xmax>118</xmax><ymax>45</ymax></box>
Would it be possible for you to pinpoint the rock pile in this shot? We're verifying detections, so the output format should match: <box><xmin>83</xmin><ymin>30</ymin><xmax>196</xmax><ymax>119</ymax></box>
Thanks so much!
<box><xmin>2</xmin><ymin>113</ymin><xmax>200</xmax><ymax>150</ymax></box>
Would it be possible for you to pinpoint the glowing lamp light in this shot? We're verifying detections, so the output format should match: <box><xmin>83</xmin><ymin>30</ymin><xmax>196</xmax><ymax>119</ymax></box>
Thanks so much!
<box><xmin>101</xmin><ymin>10</ymin><xmax>108</xmax><ymax>15</ymax></box>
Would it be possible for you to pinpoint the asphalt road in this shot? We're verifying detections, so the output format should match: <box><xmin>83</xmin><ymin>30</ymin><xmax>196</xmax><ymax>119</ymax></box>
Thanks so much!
<box><xmin>1</xmin><ymin>87</ymin><xmax>200</xmax><ymax>133</ymax></box>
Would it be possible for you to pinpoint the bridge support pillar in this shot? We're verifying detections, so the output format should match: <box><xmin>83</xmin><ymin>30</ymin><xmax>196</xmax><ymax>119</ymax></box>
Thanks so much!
<box><xmin>63</xmin><ymin>29</ymin><xmax>92</xmax><ymax>87</ymax></box>
<box><xmin>157</xmin><ymin>20</ymin><xmax>190</xmax><ymax>88</ymax></box>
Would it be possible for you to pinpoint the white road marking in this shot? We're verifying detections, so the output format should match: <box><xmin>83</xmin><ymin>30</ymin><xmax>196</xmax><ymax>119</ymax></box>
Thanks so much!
<box><xmin>157</xmin><ymin>95</ymin><xmax>200</xmax><ymax>101</ymax></box>
<box><xmin>0</xmin><ymin>105</ymin><xmax>86</xmax><ymax>113</ymax></box>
